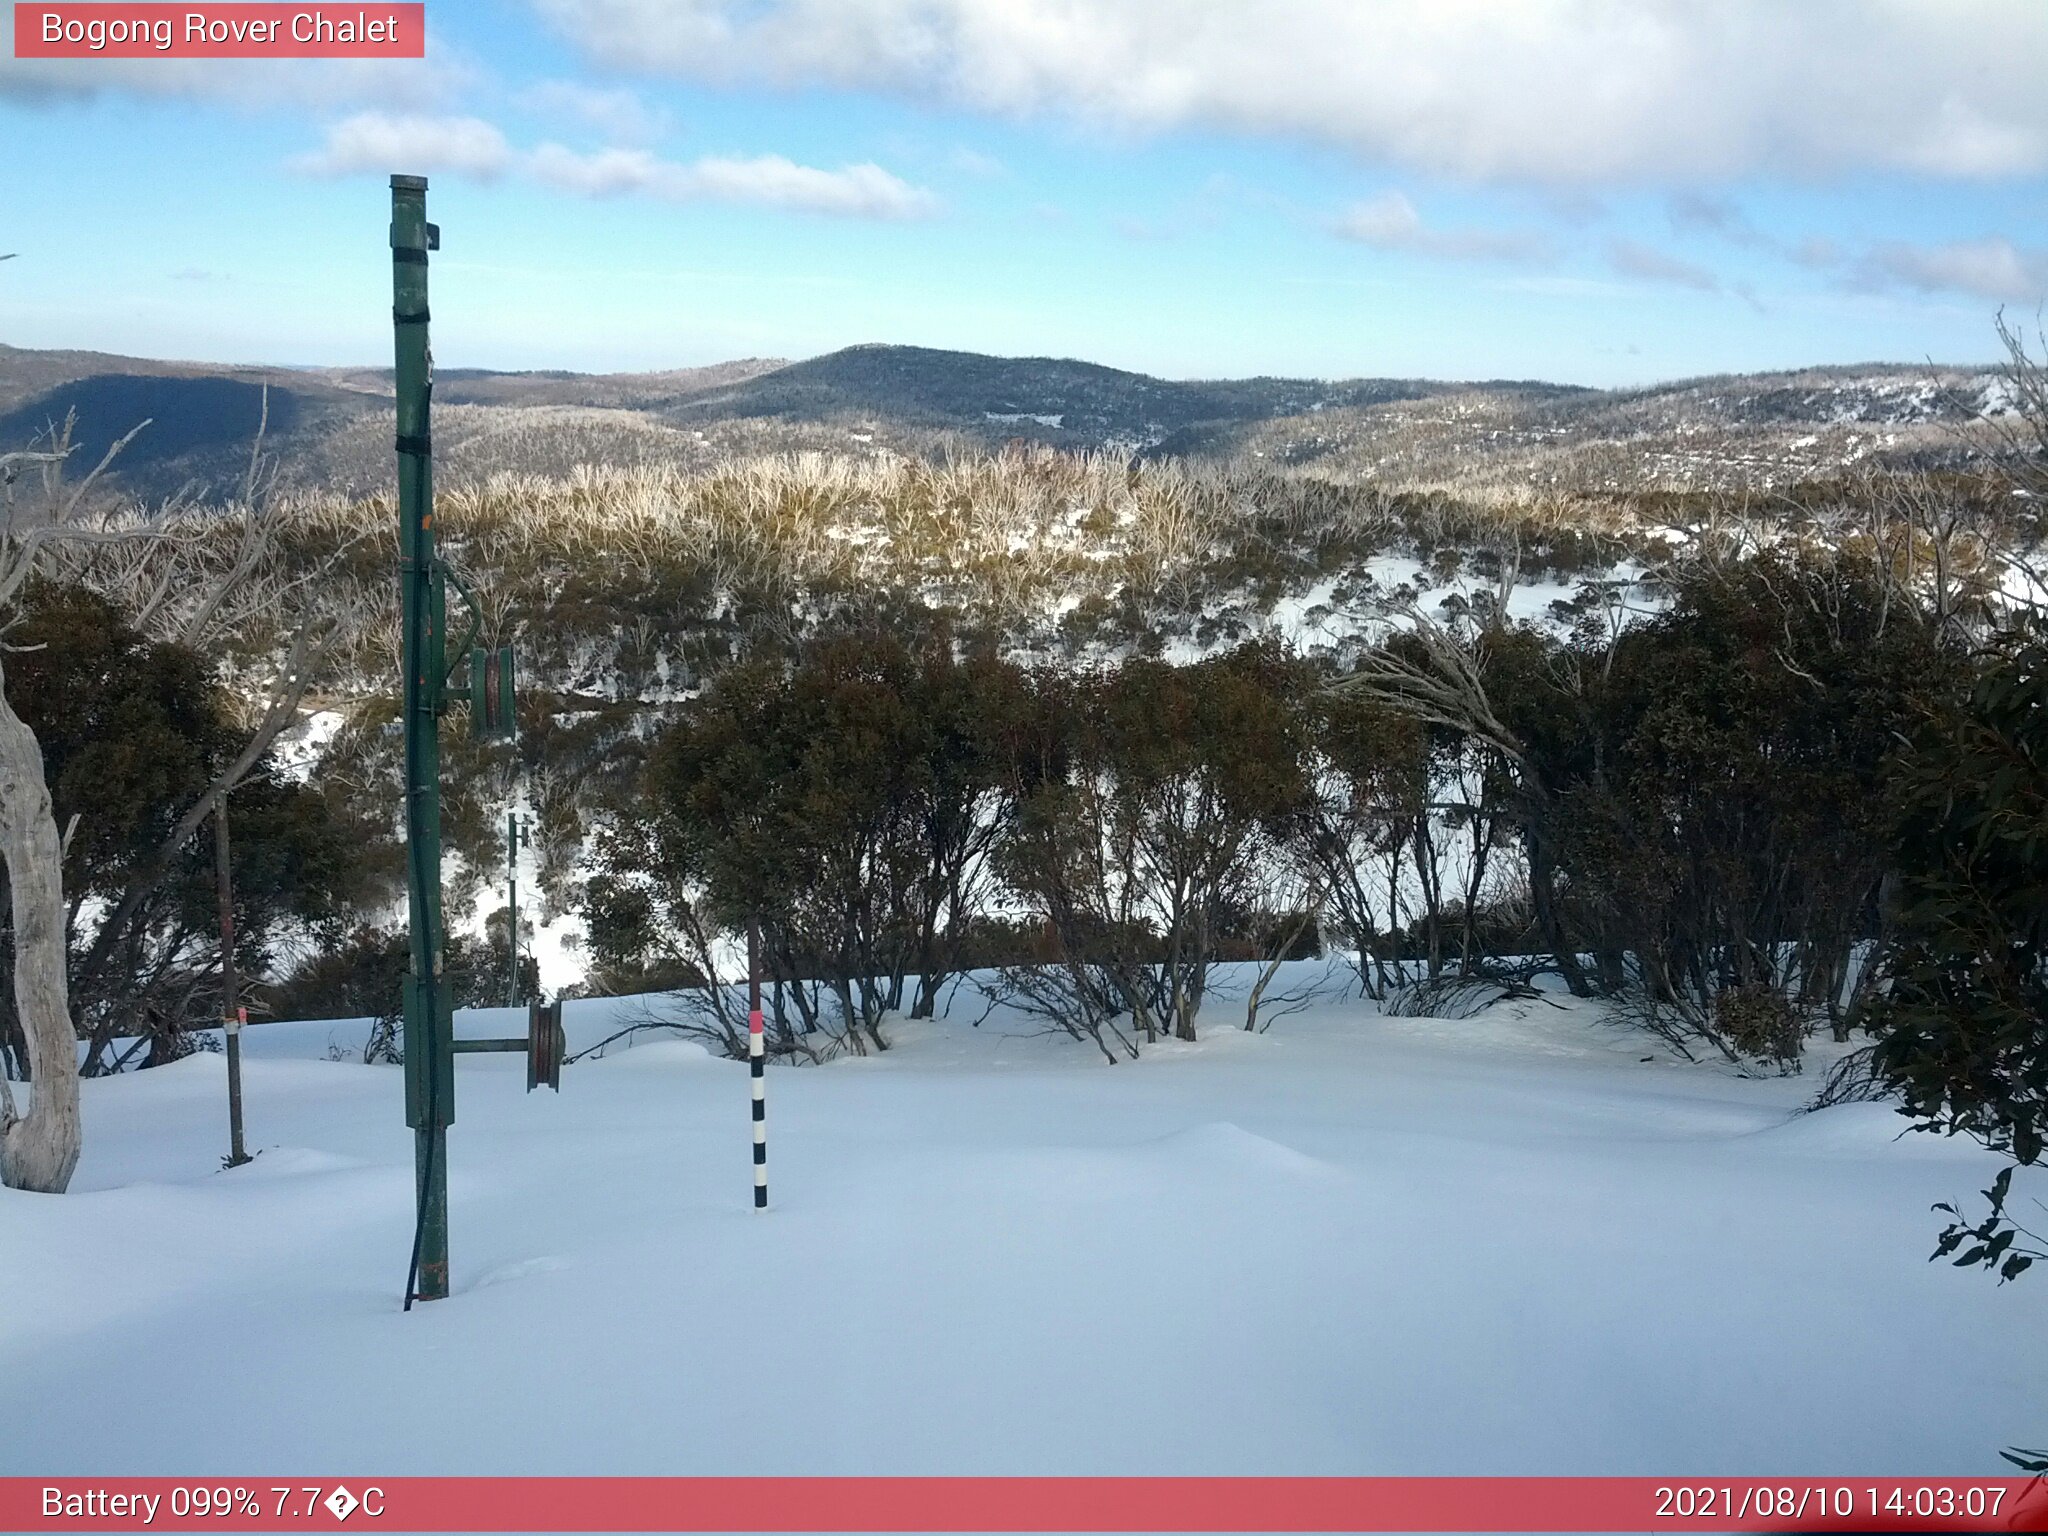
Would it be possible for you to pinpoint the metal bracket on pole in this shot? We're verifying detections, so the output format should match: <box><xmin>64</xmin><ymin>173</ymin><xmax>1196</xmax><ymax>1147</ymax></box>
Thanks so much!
<box><xmin>445</xmin><ymin>1002</ymin><xmax>563</xmax><ymax>1092</ymax></box>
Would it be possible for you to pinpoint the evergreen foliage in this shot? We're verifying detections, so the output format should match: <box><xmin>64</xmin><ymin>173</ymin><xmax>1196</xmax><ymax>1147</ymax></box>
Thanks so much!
<box><xmin>0</xmin><ymin>582</ymin><xmax>389</xmax><ymax>1074</ymax></box>
<box><xmin>1874</xmin><ymin>625</ymin><xmax>2048</xmax><ymax>1273</ymax></box>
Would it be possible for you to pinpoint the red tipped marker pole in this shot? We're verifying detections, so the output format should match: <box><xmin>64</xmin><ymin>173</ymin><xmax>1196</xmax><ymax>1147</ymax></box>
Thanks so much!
<box><xmin>748</xmin><ymin>920</ymin><xmax>767</xmax><ymax>1209</ymax></box>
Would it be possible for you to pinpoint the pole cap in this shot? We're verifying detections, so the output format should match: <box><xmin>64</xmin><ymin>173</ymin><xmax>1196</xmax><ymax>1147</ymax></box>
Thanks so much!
<box><xmin>390</xmin><ymin>173</ymin><xmax>429</xmax><ymax>191</ymax></box>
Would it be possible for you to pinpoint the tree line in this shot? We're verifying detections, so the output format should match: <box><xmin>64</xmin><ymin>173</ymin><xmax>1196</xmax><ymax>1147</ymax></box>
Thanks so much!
<box><xmin>0</xmin><ymin>327</ymin><xmax>2039</xmax><ymax>1233</ymax></box>
<box><xmin>579</xmin><ymin>541</ymin><xmax>2036</xmax><ymax>1084</ymax></box>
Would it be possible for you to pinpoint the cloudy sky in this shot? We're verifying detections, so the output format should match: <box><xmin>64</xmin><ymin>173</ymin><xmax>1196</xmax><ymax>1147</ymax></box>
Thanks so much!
<box><xmin>3</xmin><ymin>0</ymin><xmax>2046</xmax><ymax>384</ymax></box>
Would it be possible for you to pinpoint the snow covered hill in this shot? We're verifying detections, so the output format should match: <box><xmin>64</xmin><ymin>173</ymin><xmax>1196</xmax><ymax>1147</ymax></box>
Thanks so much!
<box><xmin>1</xmin><ymin>973</ymin><xmax>2031</xmax><ymax>1477</ymax></box>
<box><xmin>0</xmin><ymin>342</ymin><xmax>2011</xmax><ymax>504</ymax></box>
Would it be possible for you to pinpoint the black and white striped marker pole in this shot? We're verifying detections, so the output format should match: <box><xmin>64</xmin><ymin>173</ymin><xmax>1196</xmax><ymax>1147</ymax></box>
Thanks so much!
<box><xmin>748</xmin><ymin>922</ymin><xmax>766</xmax><ymax>1209</ymax></box>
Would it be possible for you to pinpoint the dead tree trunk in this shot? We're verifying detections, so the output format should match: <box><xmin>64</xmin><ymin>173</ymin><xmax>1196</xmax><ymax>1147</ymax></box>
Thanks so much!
<box><xmin>0</xmin><ymin>670</ymin><xmax>80</xmax><ymax>1193</ymax></box>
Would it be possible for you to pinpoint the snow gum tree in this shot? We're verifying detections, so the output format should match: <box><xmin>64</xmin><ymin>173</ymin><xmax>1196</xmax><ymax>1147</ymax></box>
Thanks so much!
<box><xmin>0</xmin><ymin>645</ymin><xmax>75</xmax><ymax>1192</ymax></box>
<box><xmin>997</xmin><ymin>643</ymin><xmax>1310</xmax><ymax>1044</ymax></box>
<box><xmin>0</xmin><ymin>582</ymin><xmax>369</xmax><ymax>1087</ymax></box>
<box><xmin>0</xmin><ymin>405</ymin><xmax>351</xmax><ymax>1191</ymax></box>
<box><xmin>1</xmin><ymin>586</ymin><xmax>368</xmax><ymax>1072</ymax></box>
<box><xmin>0</xmin><ymin>426</ymin><xmax>131</xmax><ymax>1193</ymax></box>
<box><xmin>590</xmin><ymin>624</ymin><xmax>1024</xmax><ymax>1055</ymax></box>
<box><xmin>1875</xmin><ymin>623</ymin><xmax>2048</xmax><ymax>1281</ymax></box>
<box><xmin>1288</xmin><ymin>686</ymin><xmax>1429</xmax><ymax>999</ymax></box>
<box><xmin>1337</xmin><ymin>547</ymin><xmax>1966</xmax><ymax>1059</ymax></box>
<box><xmin>1557</xmin><ymin>554</ymin><xmax>1953</xmax><ymax>1052</ymax></box>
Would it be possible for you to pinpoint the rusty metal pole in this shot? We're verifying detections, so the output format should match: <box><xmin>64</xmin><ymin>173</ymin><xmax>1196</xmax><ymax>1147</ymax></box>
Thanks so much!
<box><xmin>214</xmin><ymin>791</ymin><xmax>251</xmax><ymax>1168</ymax></box>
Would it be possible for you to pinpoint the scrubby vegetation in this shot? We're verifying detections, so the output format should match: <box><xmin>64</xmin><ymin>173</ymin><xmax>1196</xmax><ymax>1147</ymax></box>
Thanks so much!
<box><xmin>0</xmin><ymin>582</ymin><xmax>381</xmax><ymax>1079</ymax></box>
<box><xmin>570</xmin><ymin>529</ymin><xmax>2029</xmax><ymax>1075</ymax></box>
<box><xmin>12</xmin><ymin>427</ymin><xmax>2041</xmax><ymax>1063</ymax></box>
<box><xmin>2</xmin><ymin>323</ymin><xmax>2044</xmax><ymax>1227</ymax></box>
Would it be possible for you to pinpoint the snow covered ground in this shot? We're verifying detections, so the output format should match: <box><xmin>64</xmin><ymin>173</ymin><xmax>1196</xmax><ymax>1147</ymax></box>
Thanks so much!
<box><xmin>0</xmin><ymin>973</ymin><xmax>2034</xmax><ymax>1478</ymax></box>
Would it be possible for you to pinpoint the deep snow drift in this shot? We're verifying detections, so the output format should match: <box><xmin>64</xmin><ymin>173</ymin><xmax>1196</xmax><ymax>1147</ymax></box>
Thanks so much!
<box><xmin>0</xmin><ymin>973</ymin><xmax>2033</xmax><ymax>1477</ymax></box>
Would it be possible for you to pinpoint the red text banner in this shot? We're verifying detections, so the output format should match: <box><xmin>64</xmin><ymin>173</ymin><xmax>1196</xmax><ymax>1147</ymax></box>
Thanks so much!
<box><xmin>5</xmin><ymin>1477</ymin><xmax>2048</xmax><ymax>1533</ymax></box>
<box><xmin>13</xmin><ymin>5</ymin><xmax>425</xmax><ymax>58</ymax></box>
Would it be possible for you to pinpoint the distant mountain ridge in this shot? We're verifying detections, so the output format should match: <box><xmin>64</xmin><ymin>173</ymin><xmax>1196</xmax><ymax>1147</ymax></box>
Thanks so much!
<box><xmin>662</xmin><ymin>342</ymin><xmax>1536</xmax><ymax>450</ymax></box>
<box><xmin>0</xmin><ymin>340</ymin><xmax>2004</xmax><ymax>504</ymax></box>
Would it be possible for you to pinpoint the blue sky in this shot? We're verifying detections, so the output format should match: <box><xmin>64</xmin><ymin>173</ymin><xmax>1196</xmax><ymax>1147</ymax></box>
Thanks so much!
<box><xmin>3</xmin><ymin>0</ymin><xmax>2045</xmax><ymax>386</ymax></box>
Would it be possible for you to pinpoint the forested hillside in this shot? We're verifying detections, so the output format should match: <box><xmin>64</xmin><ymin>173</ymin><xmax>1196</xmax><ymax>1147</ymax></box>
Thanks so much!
<box><xmin>0</xmin><ymin>340</ymin><xmax>2008</xmax><ymax>507</ymax></box>
<box><xmin>0</xmin><ymin>322</ymin><xmax>2039</xmax><ymax>1090</ymax></box>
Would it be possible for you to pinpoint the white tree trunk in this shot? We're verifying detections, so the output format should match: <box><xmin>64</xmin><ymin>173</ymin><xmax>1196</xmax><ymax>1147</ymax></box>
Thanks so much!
<box><xmin>0</xmin><ymin>670</ymin><xmax>80</xmax><ymax>1194</ymax></box>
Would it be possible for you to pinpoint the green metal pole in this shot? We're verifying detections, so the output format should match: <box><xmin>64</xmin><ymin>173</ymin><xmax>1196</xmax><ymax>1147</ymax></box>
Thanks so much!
<box><xmin>392</xmin><ymin>173</ymin><xmax>451</xmax><ymax>1305</ymax></box>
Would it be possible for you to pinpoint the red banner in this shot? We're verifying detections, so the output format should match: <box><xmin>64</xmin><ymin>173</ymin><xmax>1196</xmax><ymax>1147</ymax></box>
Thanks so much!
<box><xmin>5</xmin><ymin>1477</ymin><xmax>2048</xmax><ymax>1532</ymax></box>
<box><xmin>12</xmin><ymin>4</ymin><xmax>425</xmax><ymax>58</ymax></box>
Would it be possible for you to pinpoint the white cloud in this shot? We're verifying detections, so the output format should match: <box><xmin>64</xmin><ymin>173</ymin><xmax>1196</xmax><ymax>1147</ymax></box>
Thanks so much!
<box><xmin>1857</xmin><ymin>238</ymin><xmax>2048</xmax><ymax>302</ymax></box>
<box><xmin>1665</xmin><ymin>192</ymin><xmax>1770</xmax><ymax>250</ymax></box>
<box><xmin>525</xmin><ymin>142</ymin><xmax>666</xmax><ymax>196</ymax></box>
<box><xmin>292</xmin><ymin>113</ymin><xmax>938</xmax><ymax>218</ymax></box>
<box><xmin>1792</xmin><ymin>235</ymin><xmax>1842</xmax><ymax>269</ymax></box>
<box><xmin>522</xmin><ymin>79</ymin><xmax>670</xmax><ymax>144</ymax></box>
<box><xmin>291</xmin><ymin>113</ymin><xmax>516</xmax><ymax>179</ymax></box>
<box><xmin>529</xmin><ymin>0</ymin><xmax>2048</xmax><ymax>184</ymax></box>
<box><xmin>529</xmin><ymin>145</ymin><xmax>939</xmax><ymax>217</ymax></box>
<box><xmin>948</xmin><ymin>146</ymin><xmax>1004</xmax><ymax>177</ymax></box>
<box><xmin>1606</xmin><ymin>238</ymin><xmax>1720</xmax><ymax>292</ymax></box>
<box><xmin>1782</xmin><ymin>231</ymin><xmax>2046</xmax><ymax>303</ymax></box>
<box><xmin>675</xmin><ymin>154</ymin><xmax>937</xmax><ymax>218</ymax></box>
<box><xmin>1333</xmin><ymin>192</ymin><xmax>1550</xmax><ymax>263</ymax></box>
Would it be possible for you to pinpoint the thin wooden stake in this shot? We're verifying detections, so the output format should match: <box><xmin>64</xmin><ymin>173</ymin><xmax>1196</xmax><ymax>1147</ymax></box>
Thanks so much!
<box><xmin>215</xmin><ymin>792</ymin><xmax>250</xmax><ymax>1168</ymax></box>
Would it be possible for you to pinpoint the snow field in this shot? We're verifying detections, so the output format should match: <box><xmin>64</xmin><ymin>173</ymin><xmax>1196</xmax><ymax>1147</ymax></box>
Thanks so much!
<box><xmin>0</xmin><ymin>973</ymin><xmax>2033</xmax><ymax>1478</ymax></box>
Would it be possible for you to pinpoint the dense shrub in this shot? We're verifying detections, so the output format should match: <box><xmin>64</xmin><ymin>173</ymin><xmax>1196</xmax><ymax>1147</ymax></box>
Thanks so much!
<box><xmin>0</xmin><ymin>582</ymin><xmax>388</xmax><ymax>1077</ymax></box>
<box><xmin>577</xmin><ymin>542</ymin><xmax>2013</xmax><ymax>1066</ymax></box>
<box><xmin>1875</xmin><ymin>626</ymin><xmax>2048</xmax><ymax>1165</ymax></box>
